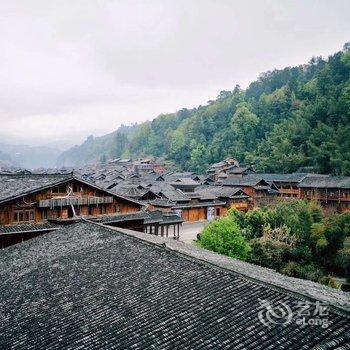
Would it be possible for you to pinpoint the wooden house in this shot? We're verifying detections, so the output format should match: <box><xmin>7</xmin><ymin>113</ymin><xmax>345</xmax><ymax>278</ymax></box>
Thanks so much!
<box><xmin>146</xmin><ymin>183</ymin><xmax>226</xmax><ymax>222</ymax></box>
<box><xmin>256</xmin><ymin>173</ymin><xmax>327</xmax><ymax>198</ymax></box>
<box><xmin>196</xmin><ymin>185</ymin><xmax>251</xmax><ymax>213</ymax></box>
<box><xmin>0</xmin><ymin>173</ymin><xmax>145</xmax><ymax>246</ymax></box>
<box><xmin>221</xmin><ymin>174</ymin><xmax>279</xmax><ymax>206</ymax></box>
<box><xmin>0</xmin><ymin>173</ymin><xmax>143</xmax><ymax>226</ymax></box>
<box><xmin>298</xmin><ymin>176</ymin><xmax>350</xmax><ymax>213</ymax></box>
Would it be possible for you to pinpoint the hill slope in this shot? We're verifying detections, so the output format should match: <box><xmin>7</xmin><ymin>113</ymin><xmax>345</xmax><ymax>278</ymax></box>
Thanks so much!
<box><xmin>0</xmin><ymin>144</ymin><xmax>61</xmax><ymax>169</ymax></box>
<box><xmin>58</xmin><ymin>44</ymin><xmax>350</xmax><ymax>175</ymax></box>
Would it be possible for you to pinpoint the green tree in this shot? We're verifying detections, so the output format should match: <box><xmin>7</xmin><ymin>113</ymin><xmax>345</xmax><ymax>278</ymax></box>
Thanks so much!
<box><xmin>199</xmin><ymin>216</ymin><xmax>251</xmax><ymax>260</ymax></box>
<box><xmin>230</xmin><ymin>103</ymin><xmax>259</xmax><ymax>160</ymax></box>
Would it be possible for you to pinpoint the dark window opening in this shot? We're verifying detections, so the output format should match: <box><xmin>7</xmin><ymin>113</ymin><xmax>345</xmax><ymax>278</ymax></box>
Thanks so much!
<box><xmin>13</xmin><ymin>209</ymin><xmax>35</xmax><ymax>223</ymax></box>
<box><xmin>52</xmin><ymin>185</ymin><xmax>67</xmax><ymax>193</ymax></box>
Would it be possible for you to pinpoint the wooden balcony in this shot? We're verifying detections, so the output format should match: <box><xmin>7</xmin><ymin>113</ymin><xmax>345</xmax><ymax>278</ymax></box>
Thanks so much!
<box><xmin>301</xmin><ymin>194</ymin><xmax>350</xmax><ymax>202</ymax></box>
<box><xmin>38</xmin><ymin>196</ymin><xmax>114</xmax><ymax>208</ymax></box>
<box><xmin>279</xmin><ymin>188</ymin><xmax>299</xmax><ymax>195</ymax></box>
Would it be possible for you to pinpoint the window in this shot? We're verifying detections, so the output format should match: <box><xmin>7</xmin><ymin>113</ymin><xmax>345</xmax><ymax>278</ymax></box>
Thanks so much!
<box><xmin>50</xmin><ymin>209</ymin><xmax>58</xmax><ymax>219</ymax></box>
<box><xmin>42</xmin><ymin>210</ymin><xmax>48</xmax><ymax>220</ymax></box>
<box><xmin>114</xmin><ymin>205</ymin><xmax>121</xmax><ymax>213</ymax></box>
<box><xmin>52</xmin><ymin>185</ymin><xmax>67</xmax><ymax>193</ymax></box>
<box><xmin>216</xmin><ymin>208</ymin><xmax>221</xmax><ymax>216</ymax></box>
<box><xmin>13</xmin><ymin>209</ymin><xmax>35</xmax><ymax>223</ymax></box>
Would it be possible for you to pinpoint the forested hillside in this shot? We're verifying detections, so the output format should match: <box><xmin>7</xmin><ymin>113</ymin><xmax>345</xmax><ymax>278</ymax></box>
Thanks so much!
<box><xmin>58</xmin><ymin>44</ymin><xmax>350</xmax><ymax>175</ymax></box>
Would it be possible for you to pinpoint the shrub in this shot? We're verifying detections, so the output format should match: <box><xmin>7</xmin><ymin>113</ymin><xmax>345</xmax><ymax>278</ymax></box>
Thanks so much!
<box><xmin>281</xmin><ymin>262</ymin><xmax>323</xmax><ymax>282</ymax></box>
<box><xmin>289</xmin><ymin>244</ymin><xmax>313</xmax><ymax>263</ymax></box>
<box><xmin>201</xmin><ymin>201</ymin><xmax>349</xmax><ymax>288</ymax></box>
<box><xmin>199</xmin><ymin>216</ymin><xmax>251</xmax><ymax>260</ymax></box>
<box><xmin>247</xmin><ymin>239</ymin><xmax>286</xmax><ymax>270</ymax></box>
<box><xmin>261</xmin><ymin>224</ymin><xmax>297</xmax><ymax>247</ymax></box>
<box><xmin>319</xmin><ymin>276</ymin><xmax>341</xmax><ymax>289</ymax></box>
<box><xmin>334</xmin><ymin>248</ymin><xmax>350</xmax><ymax>275</ymax></box>
<box><xmin>242</xmin><ymin>208</ymin><xmax>267</xmax><ymax>239</ymax></box>
<box><xmin>309</xmin><ymin>201</ymin><xmax>323</xmax><ymax>223</ymax></box>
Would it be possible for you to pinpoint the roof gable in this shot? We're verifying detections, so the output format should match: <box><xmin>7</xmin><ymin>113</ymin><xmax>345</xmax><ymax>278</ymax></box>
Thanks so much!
<box><xmin>0</xmin><ymin>173</ymin><xmax>74</xmax><ymax>204</ymax></box>
<box><xmin>0</xmin><ymin>174</ymin><xmax>144</xmax><ymax>207</ymax></box>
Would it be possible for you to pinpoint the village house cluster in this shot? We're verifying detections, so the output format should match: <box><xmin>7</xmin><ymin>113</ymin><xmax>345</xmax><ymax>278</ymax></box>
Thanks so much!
<box><xmin>1</xmin><ymin>157</ymin><xmax>350</xmax><ymax>248</ymax></box>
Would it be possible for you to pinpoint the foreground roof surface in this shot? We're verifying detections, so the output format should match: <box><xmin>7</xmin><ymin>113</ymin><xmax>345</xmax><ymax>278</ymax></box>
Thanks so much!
<box><xmin>0</xmin><ymin>221</ymin><xmax>349</xmax><ymax>350</ymax></box>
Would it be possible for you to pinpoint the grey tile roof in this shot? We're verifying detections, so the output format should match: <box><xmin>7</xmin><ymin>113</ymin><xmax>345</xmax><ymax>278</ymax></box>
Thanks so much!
<box><xmin>0</xmin><ymin>173</ymin><xmax>144</xmax><ymax>207</ymax></box>
<box><xmin>91</xmin><ymin>211</ymin><xmax>150</xmax><ymax>223</ymax></box>
<box><xmin>0</xmin><ymin>173</ymin><xmax>73</xmax><ymax>203</ymax></box>
<box><xmin>254</xmin><ymin>173</ymin><xmax>328</xmax><ymax>183</ymax></box>
<box><xmin>299</xmin><ymin>176</ymin><xmax>350</xmax><ymax>189</ymax></box>
<box><xmin>145</xmin><ymin>210</ymin><xmax>183</xmax><ymax>224</ymax></box>
<box><xmin>221</xmin><ymin>174</ymin><xmax>269</xmax><ymax>187</ymax></box>
<box><xmin>149</xmin><ymin>198</ymin><xmax>175</xmax><ymax>207</ymax></box>
<box><xmin>196</xmin><ymin>185</ymin><xmax>249</xmax><ymax>199</ymax></box>
<box><xmin>149</xmin><ymin>183</ymin><xmax>190</xmax><ymax>202</ymax></box>
<box><xmin>0</xmin><ymin>222</ymin><xmax>59</xmax><ymax>234</ymax></box>
<box><xmin>0</xmin><ymin>220</ymin><xmax>349</xmax><ymax>349</ymax></box>
<box><xmin>88</xmin><ymin>210</ymin><xmax>183</xmax><ymax>225</ymax></box>
<box><xmin>227</xmin><ymin>166</ymin><xmax>254</xmax><ymax>174</ymax></box>
<box><xmin>170</xmin><ymin>178</ymin><xmax>199</xmax><ymax>186</ymax></box>
<box><xmin>165</xmin><ymin>172</ymin><xmax>195</xmax><ymax>178</ymax></box>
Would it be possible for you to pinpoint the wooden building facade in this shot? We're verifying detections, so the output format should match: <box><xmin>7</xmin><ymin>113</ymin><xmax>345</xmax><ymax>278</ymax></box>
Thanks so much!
<box><xmin>298</xmin><ymin>176</ymin><xmax>350</xmax><ymax>214</ymax></box>
<box><xmin>0</xmin><ymin>174</ymin><xmax>142</xmax><ymax>227</ymax></box>
<box><xmin>221</xmin><ymin>175</ymin><xmax>280</xmax><ymax>206</ymax></box>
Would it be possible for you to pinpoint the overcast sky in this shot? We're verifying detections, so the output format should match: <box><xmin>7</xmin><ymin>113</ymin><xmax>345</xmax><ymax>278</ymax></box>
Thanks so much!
<box><xmin>0</xmin><ymin>0</ymin><xmax>349</xmax><ymax>149</ymax></box>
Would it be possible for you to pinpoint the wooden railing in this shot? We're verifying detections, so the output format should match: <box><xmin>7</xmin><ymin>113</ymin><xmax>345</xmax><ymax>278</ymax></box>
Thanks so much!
<box><xmin>301</xmin><ymin>194</ymin><xmax>350</xmax><ymax>201</ymax></box>
<box><xmin>38</xmin><ymin>196</ymin><xmax>114</xmax><ymax>208</ymax></box>
<box><xmin>279</xmin><ymin>188</ymin><xmax>299</xmax><ymax>195</ymax></box>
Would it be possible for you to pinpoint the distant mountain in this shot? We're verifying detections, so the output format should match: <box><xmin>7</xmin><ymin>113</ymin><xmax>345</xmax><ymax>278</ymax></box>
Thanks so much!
<box><xmin>0</xmin><ymin>143</ymin><xmax>61</xmax><ymax>169</ymax></box>
<box><xmin>57</xmin><ymin>124</ymin><xmax>139</xmax><ymax>166</ymax></box>
<box><xmin>0</xmin><ymin>150</ymin><xmax>12</xmax><ymax>162</ymax></box>
<box><xmin>57</xmin><ymin>44</ymin><xmax>350</xmax><ymax>175</ymax></box>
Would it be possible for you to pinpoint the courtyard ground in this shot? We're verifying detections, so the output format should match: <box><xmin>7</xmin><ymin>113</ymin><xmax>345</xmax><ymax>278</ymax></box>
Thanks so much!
<box><xmin>179</xmin><ymin>220</ymin><xmax>208</xmax><ymax>244</ymax></box>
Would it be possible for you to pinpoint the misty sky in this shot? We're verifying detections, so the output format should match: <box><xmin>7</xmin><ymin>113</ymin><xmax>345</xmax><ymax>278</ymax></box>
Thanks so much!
<box><xmin>1</xmin><ymin>0</ymin><xmax>349</xmax><ymax>149</ymax></box>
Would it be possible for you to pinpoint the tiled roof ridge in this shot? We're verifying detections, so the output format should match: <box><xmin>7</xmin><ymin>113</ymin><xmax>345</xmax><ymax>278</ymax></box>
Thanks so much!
<box><xmin>83</xmin><ymin>219</ymin><xmax>350</xmax><ymax>314</ymax></box>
